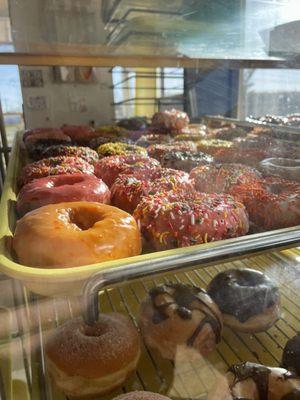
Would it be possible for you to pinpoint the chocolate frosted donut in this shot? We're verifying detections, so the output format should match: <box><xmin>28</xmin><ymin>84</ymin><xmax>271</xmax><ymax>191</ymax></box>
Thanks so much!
<box><xmin>160</xmin><ymin>151</ymin><xmax>213</xmax><ymax>172</ymax></box>
<box><xmin>139</xmin><ymin>283</ymin><xmax>222</xmax><ymax>360</ymax></box>
<box><xmin>207</xmin><ymin>269</ymin><xmax>280</xmax><ymax>333</ymax></box>
<box><xmin>282</xmin><ymin>334</ymin><xmax>300</xmax><ymax>376</ymax></box>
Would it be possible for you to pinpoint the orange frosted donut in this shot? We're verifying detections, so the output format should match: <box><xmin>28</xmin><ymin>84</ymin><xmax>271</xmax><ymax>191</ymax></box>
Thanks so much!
<box><xmin>230</xmin><ymin>176</ymin><xmax>300</xmax><ymax>230</ymax></box>
<box><xmin>13</xmin><ymin>202</ymin><xmax>142</xmax><ymax>268</ymax></box>
<box><xmin>134</xmin><ymin>192</ymin><xmax>249</xmax><ymax>251</ymax></box>
<box><xmin>17</xmin><ymin>174</ymin><xmax>110</xmax><ymax>217</ymax></box>
<box><xmin>147</xmin><ymin>141</ymin><xmax>197</xmax><ymax>162</ymax></box>
<box><xmin>190</xmin><ymin>163</ymin><xmax>261</xmax><ymax>194</ymax></box>
<box><xmin>19</xmin><ymin>156</ymin><xmax>94</xmax><ymax>186</ymax></box>
<box><xmin>94</xmin><ymin>155</ymin><xmax>160</xmax><ymax>187</ymax></box>
<box><xmin>111</xmin><ymin>168</ymin><xmax>194</xmax><ymax>214</ymax></box>
<box><xmin>151</xmin><ymin>109</ymin><xmax>189</xmax><ymax>134</ymax></box>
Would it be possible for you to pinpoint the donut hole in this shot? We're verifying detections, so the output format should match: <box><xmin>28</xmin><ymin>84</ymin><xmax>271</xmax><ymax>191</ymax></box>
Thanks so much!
<box><xmin>69</xmin><ymin>209</ymin><xmax>101</xmax><ymax>230</ymax></box>
<box><xmin>52</xmin><ymin>175</ymin><xmax>86</xmax><ymax>188</ymax></box>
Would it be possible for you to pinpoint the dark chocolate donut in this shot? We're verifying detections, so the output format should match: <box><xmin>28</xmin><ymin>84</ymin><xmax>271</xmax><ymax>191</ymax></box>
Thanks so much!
<box><xmin>160</xmin><ymin>150</ymin><xmax>213</xmax><ymax>172</ymax></box>
<box><xmin>282</xmin><ymin>333</ymin><xmax>300</xmax><ymax>376</ymax></box>
<box><xmin>207</xmin><ymin>269</ymin><xmax>280</xmax><ymax>323</ymax></box>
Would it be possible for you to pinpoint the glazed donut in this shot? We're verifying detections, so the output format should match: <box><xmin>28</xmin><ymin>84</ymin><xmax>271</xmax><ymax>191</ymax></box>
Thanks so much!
<box><xmin>160</xmin><ymin>151</ymin><xmax>213</xmax><ymax>172</ymax></box>
<box><xmin>230</xmin><ymin>176</ymin><xmax>300</xmax><ymax>230</ymax></box>
<box><xmin>147</xmin><ymin>141</ymin><xmax>197</xmax><ymax>162</ymax></box>
<box><xmin>214</xmin><ymin>147</ymin><xmax>269</xmax><ymax>167</ymax></box>
<box><xmin>196</xmin><ymin>139</ymin><xmax>233</xmax><ymax>156</ymax></box>
<box><xmin>45</xmin><ymin>314</ymin><xmax>141</xmax><ymax>398</ymax></box>
<box><xmin>94</xmin><ymin>155</ymin><xmax>160</xmax><ymax>187</ymax></box>
<box><xmin>24</xmin><ymin>130</ymin><xmax>72</xmax><ymax>160</ymax></box>
<box><xmin>207</xmin><ymin>268</ymin><xmax>280</xmax><ymax>333</ymax></box>
<box><xmin>113</xmin><ymin>391</ymin><xmax>171</xmax><ymax>400</ymax></box>
<box><xmin>223</xmin><ymin>362</ymin><xmax>300</xmax><ymax>400</ymax></box>
<box><xmin>61</xmin><ymin>124</ymin><xmax>97</xmax><ymax>145</ymax></box>
<box><xmin>282</xmin><ymin>333</ymin><xmax>300</xmax><ymax>376</ymax></box>
<box><xmin>97</xmin><ymin>142</ymin><xmax>147</xmax><ymax>158</ymax></box>
<box><xmin>135</xmin><ymin>134</ymin><xmax>172</xmax><ymax>148</ymax></box>
<box><xmin>260</xmin><ymin>158</ymin><xmax>300</xmax><ymax>182</ymax></box>
<box><xmin>19</xmin><ymin>156</ymin><xmax>94</xmax><ymax>186</ymax></box>
<box><xmin>39</xmin><ymin>145</ymin><xmax>99</xmax><ymax>164</ymax></box>
<box><xmin>190</xmin><ymin>163</ymin><xmax>261</xmax><ymax>194</ymax></box>
<box><xmin>16</xmin><ymin>174</ymin><xmax>110</xmax><ymax>217</ymax></box>
<box><xmin>151</xmin><ymin>109</ymin><xmax>189</xmax><ymax>134</ymax></box>
<box><xmin>111</xmin><ymin>168</ymin><xmax>194</xmax><ymax>214</ymax></box>
<box><xmin>139</xmin><ymin>283</ymin><xmax>222</xmax><ymax>361</ymax></box>
<box><xmin>134</xmin><ymin>191</ymin><xmax>249</xmax><ymax>251</ymax></box>
<box><xmin>13</xmin><ymin>202</ymin><xmax>142</xmax><ymax>268</ymax></box>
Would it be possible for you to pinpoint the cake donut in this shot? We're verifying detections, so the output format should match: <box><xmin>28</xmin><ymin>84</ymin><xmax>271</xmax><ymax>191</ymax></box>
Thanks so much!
<box><xmin>134</xmin><ymin>192</ymin><xmax>249</xmax><ymax>251</ymax></box>
<box><xmin>160</xmin><ymin>151</ymin><xmax>213</xmax><ymax>172</ymax></box>
<box><xmin>282</xmin><ymin>333</ymin><xmax>300</xmax><ymax>376</ymax></box>
<box><xmin>223</xmin><ymin>362</ymin><xmax>300</xmax><ymax>400</ymax></box>
<box><xmin>230</xmin><ymin>176</ymin><xmax>300</xmax><ymax>230</ymax></box>
<box><xmin>94</xmin><ymin>155</ymin><xmax>160</xmax><ymax>187</ymax></box>
<box><xmin>135</xmin><ymin>134</ymin><xmax>172</xmax><ymax>148</ymax></box>
<box><xmin>113</xmin><ymin>391</ymin><xmax>171</xmax><ymax>400</ymax></box>
<box><xmin>40</xmin><ymin>145</ymin><xmax>99</xmax><ymax>164</ymax></box>
<box><xmin>24</xmin><ymin>129</ymin><xmax>72</xmax><ymax>159</ymax></box>
<box><xmin>97</xmin><ymin>142</ymin><xmax>147</xmax><ymax>158</ymax></box>
<box><xmin>151</xmin><ymin>109</ymin><xmax>189</xmax><ymax>134</ymax></box>
<box><xmin>19</xmin><ymin>156</ymin><xmax>94</xmax><ymax>186</ymax></box>
<box><xmin>147</xmin><ymin>142</ymin><xmax>197</xmax><ymax>162</ymax></box>
<box><xmin>111</xmin><ymin>168</ymin><xmax>194</xmax><ymax>214</ymax></box>
<box><xmin>139</xmin><ymin>283</ymin><xmax>222</xmax><ymax>360</ymax></box>
<box><xmin>207</xmin><ymin>268</ymin><xmax>280</xmax><ymax>333</ymax></box>
<box><xmin>17</xmin><ymin>174</ymin><xmax>110</xmax><ymax>217</ymax></box>
<box><xmin>45</xmin><ymin>314</ymin><xmax>141</xmax><ymax>398</ymax></box>
<box><xmin>13</xmin><ymin>202</ymin><xmax>141</xmax><ymax>268</ymax></box>
<box><xmin>61</xmin><ymin>124</ymin><xmax>97</xmax><ymax>145</ymax></box>
<box><xmin>190</xmin><ymin>163</ymin><xmax>261</xmax><ymax>194</ymax></box>
<box><xmin>260</xmin><ymin>158</ymin><xmax>300</xmax><ymax>182</ymax></box>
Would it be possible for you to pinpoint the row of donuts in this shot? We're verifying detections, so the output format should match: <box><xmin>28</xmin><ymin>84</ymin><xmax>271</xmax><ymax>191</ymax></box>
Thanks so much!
<box><xmin>44</xmin><ymin>270</ymin><xmax>300</xmax><ymax>399</ymax></box>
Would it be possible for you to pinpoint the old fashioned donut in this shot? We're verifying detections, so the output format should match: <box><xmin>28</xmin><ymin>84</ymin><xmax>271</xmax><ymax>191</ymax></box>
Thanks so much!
<box><xmin>282</xmin><ymin>333</ymin><xmax>300</xmax><ymax>376</ymax></box>
<box><xmin>196</xmin><ymin>139</ymin><xmax>233</xmax><ymax>156</ymax></box>
<box><xmin>147</xmin><ymin>142</ymin><xmax>197</xmax><ymax>162</ymax></box>
<box><xmin>97</xmin><ymin>142</ymin><xmax>147</xmax><ymax>158</ymax></box>
<box><xmin>134</xmin><ymin>192</ymin><xmax>249</xmax><ymax>251</ymax></box>
<box><xmin>151</xmin><ymin>109</ymin><xmax>189</xmax><ymax>134</ymax></box>
<box><xmin>16</xmin><ymin>174</ymin><xmax>110</xmax><ymax>217</ymax></box>
<box><xmin>231</xmin><ymin>176</ymin><xmax>300</xmax><ymax>230</ymax></box>
<box><xmin>111</xmin><ymin>168</ymin><xmax>194</xmax><ymax>214</ymax></box>
<box><xmin>190</xmin><ymin>163</ymin><xmax>261</xmax><ymax>194</ymax></box>
<box><xmin>160</xmin><ymin>151</ymin><xmax>213</xmax><ymax>172</ymax></box>
<box><xmin>139</xmin><ymin>283</ymin><xmax>222</xmax><ymax>360</ymax></box>
<box><xmin>61</xmin><ymin>124</ymin><xmax>97</xmax><ymax>145</ymax></box>
<box><xmin>207</xmin><ymin>268</ymin><xmax>280</xmax><ymax>333</ymax></box>
<box><xmin>13</xmin><ymin>202</ymin><xmax>142</xmax><ymax>268</ymax></box>
<box><xmin>94</xmin><ymin>155</ymin><xmax>160</xmax><ymax>187</ymax></box>
<box><xmin>24</xmin><ymin>129</ymin><xmax>72</xmax><ymax>159</ymax></box>
<box><xmin>260</xmin><ymin>158</ymin><xmax>300</xmax><ymax>182</ymax></box>
<box><xmin>19</xmin><ymin>156</ymin><xmax>94</xmax><ymax>186</ymax></box>
<box><xmin>45</xmin><ymin>314</ymin><xmax>141</xmax><ymax>398</ymax></box>
<box><xmin>113</xmin><ymin>391</ymin><xmax>171</xmax><ymax>400</ymax></box>
<box><xmin>40</xmin><ymin>145</ymin><xmax>99</xmax><ymax>164</ymax></box>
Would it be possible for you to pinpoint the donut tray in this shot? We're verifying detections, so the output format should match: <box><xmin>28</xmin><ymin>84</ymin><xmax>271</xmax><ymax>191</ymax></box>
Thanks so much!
<box><xmin>2</xmin><ymin>248</ymin><xmax>299</xmax><ymax>400</ymax></box>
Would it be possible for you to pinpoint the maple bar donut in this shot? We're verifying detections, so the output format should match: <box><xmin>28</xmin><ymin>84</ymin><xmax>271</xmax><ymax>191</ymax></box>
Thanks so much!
<box><xmin>230</xmin><ymin>176</ymin><xmax>300</xmax><ymax>230</ymax></box>
<box><xmin>207</xmin><ymin>268</ymin><xmax>280</xmax><ymax>333</ymax></box>
<box><xmin>139</xmin><ymin>283</ymin><xmax>222</xmax><ymax>361</ymax></box>
<box><xmin>151</xmin><ymin>109</ymin><xmax>189</xmax><ymax>134</ymax></box>
<box><xmin>45</xmin><ymin>314</ymin><xmax>141</xmax><ymax>398</ymax></box>
<box><xmin>61</xmin><ymin>124</ymin><xmax>97</xmax><ymax>145</ymax></box>
<box><xmin>260</xmin><ymin>158</ymin><xmax>300</xmax><ymax>182</ymax></box>
<box><xmin>24</xmin><ymin>129</ymin><xmax>72</xmax><ymax>159</ymax></box>
<box><xmin>111</xmin><ymin>168</ymin><xmax>194</xmax><ymax>214</ymax></box>
<box><xmin>17</xmin><ymin>174</ymin><xmax>110</xmax><ymax>217</ymax></box>
<box><xmin>134</xmin><ymin>191</ymin><xmax>249</xmax><ymax>251</ymax></box>
<box><xmin>19</xmin><ymin>156</ymin><xmax>94</xmax><ymax>186</ymax></box>
<box><xmin>147</xmin><ymin>141</ymin><xmax>197</xmax><ymax>162</ymax></box>
<box><xmin>97</xmin><ymin>142</ymin><xmax>147</xmax><ymax>158</ymax></box>
<box><xmin>113</xmin><ymin>391</ymin><xmax>172</xmax><ymax>400</ymax></box>
<box><xmin>282</xmin><ymin>333</ymin><xmax>300</xmax><ymax>376</ymax></box>
<box><xmin>94</xmin><ymin>154</ymin><xmax>160</xmax><ymax>187</ymax></box>
<box><xmin>160</xmin><ymin>150</ymin><xmax>213</xmax><ymax>172</ymax></box>
<box><xmin>13</xmin><ymin>202</ymin><xmax>142</xmax><ymax>268</ymax></box>
<box><xmin>40</xmin><ymin>145</ymin><xmax>99</xmax><ymax>164</ymax></box>
<box><xmin>190</xmin><ymin>163</ymin><xmax>261</xmax><ymax>194</ymax></box>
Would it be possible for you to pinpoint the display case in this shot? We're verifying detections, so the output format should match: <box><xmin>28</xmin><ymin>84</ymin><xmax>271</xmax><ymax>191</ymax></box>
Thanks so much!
<box><xmin>0</xmin><ymin>1</ymin><xmax>299</xmax><ymax>400</ymax></box>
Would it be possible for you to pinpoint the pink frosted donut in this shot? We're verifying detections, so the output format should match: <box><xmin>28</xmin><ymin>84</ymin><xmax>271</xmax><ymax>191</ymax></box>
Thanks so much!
<box><xmin>94</xmin><ymin>155</ymin><xmax>160</xmax><ymax>187</ymax></box>
<box><xmin>19</xmin><ymin>156</ymin><xmax>94</xmax><ymax>186</ymax></box>
<box><xmin>61</xmin><ymin>125</ymin><xmax>97</xmax><ymax>145</ymax></box>
<box><xmin>17</xmin><ymin>174</ymin><xmax>110</xmax><ymax>216</ymax></box>
<box><xmin>133</xmin><ymin>192</ymin><xmax>249</xmax><ymax>251</ymax></box>
<box><xmin>151</xmin><ymin>109</ymin><xmax>189</xmax><ymax>133</ymax></box>
<box><xmin>111</xmin><ymin>168</ymin><xmax>194</xmax><ymax>214</ymax></box>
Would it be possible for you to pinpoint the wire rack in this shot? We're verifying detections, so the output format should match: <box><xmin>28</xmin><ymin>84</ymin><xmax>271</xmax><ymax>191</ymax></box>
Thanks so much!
<box><xmin>1</xmin><ymin>248</ymin><xmax>298</xmax><ymax>400</ymax></box>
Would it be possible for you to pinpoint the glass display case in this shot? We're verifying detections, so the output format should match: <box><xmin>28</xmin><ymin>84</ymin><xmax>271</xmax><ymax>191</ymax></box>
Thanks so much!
<box><xmin>0</xmin><ymin>1</ymin><xmax>299</xmax><ymax>400</ymax></box>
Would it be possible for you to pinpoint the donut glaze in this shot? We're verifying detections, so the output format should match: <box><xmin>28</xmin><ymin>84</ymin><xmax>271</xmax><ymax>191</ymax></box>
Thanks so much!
<box><xmin>113</xmin><ymin>391</ymin><xmax>171</xmax><ymax>400</ymax></box>
<box><xmin>139</xmin><ymin>283</ymin><xmax>222</xmax><ymax>360</ymax></box>
<box><xmin>17</xmin><ymin>174</ymin><xmax>110</xmax><ymax>216</ymax></box>
<box><xmin>282</xmin><ymin>334</ymin><xmax>300</xmax><ymax>376</ymax></box>
<box><xmin>13</xmin><ymin>202</ymin><xmax>142</xmax><ymax>268</ymax></box>
<box><xmin>40</xmin><ymin>145</ymin><xmax>99</xmax><ymax>164</ymax></box>
<box><xmin>134</xmin><ymin>192</ymin><xmax>249</xmax><ymax>251</ymax></box>
<box><xmin>97</xmin><ymin>142</ymin><xmax>147</xmax><ymax>158</ymax></box>
<box><xmin>45</xmin><ymin>314</ymin><xmax>141</xmax><ymax>398</ymax></box>
<box><xmin>207</xmin><ymin>269</ymin><xmax>280</xmax><ymax>332</ymax></box>
<box><xmin>160</xmin><ymin>151</ymin><xmax>213</xmax><ymax>172</ymax></box>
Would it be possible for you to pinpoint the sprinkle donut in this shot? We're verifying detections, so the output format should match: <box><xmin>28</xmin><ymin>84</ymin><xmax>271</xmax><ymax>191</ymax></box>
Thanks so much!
<box><xmin>160</xmin><ymin>150</ymin><xmax>213</xmax><ymax>172</ymax></box>
<box><xmin>133</xmin><ymin>191</ymin><xmax>249</xmax><ymax>251</ymax></box>
<box><xmin>40</xmin><ymin>145</ymin><xmax>99</xmax><ymax>164</ymax></box>
<box><xmin>97</xmin><ymin>142</ymin><xmax>147</xmax><ymax>158</ymax></box>
<box><xmin>214</xmin><ymin>147</ymin><xmax>269</xmax><ymax>167</ymax></box>
<box><xmin>17</xmin><ymin>174</ymin><xmax>110</xmax><ymax>217</ymax></box>
<box><xmin>135</xmin><ymin>134</ymin><xmax>172</xmax><ymax>148</ymax></box>
<box><xmin>94</xmin><ymin>155</ymin><xmax>160</xmax><ymax>187</ymax></box>
<box><xmin>111</xmin><ymin>168</ymin><xmax>194</xmax><ymax>214</ymax></box>
<box><xmin>147</xmin><ymin>141</ymin><xmax>197</xmax><ymax>162</ymax></box>
<box><xmin>24</xmin><ymin>129</ymin><xmax>72</xmax><ymax>159</ymax></box>
<box><xmin>19</xmin><ymin>156</ymin><xmax>94</xmax><ymax>186</ymax></box>
<box><xmin>196</xmin><ymin>139</ymin><xmax>233</xmax><ymax>156</ymax></box>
